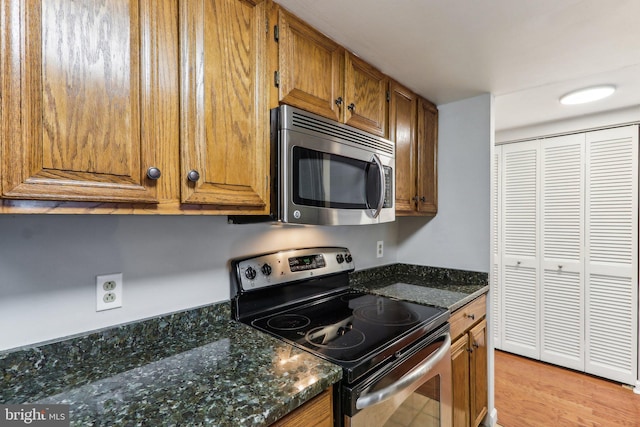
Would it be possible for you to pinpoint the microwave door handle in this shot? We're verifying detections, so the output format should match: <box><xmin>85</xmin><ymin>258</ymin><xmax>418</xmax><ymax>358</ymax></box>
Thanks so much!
<box><xmin>370</xmin><ymin>154</ymin><xmax>386</xmax><ymax>218</ymax></box>
<box><xmin>355</xmin><ymin>333</ymin><xmax>451</xmax><ymax>410</ymax></box>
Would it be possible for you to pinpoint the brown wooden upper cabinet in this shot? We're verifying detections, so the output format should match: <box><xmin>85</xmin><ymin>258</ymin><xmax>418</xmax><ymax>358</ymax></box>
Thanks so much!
<box><xmin>390</xmin><ymin>79</ymin><xmax>438</xmax><ymax>216</ymax></box>
<box><xmin>1</xmin><ymin>0</ymin><xmax>164</xmax><ymax>203</ymax></box>
<box><xmin>276</xmin><ymin>8</ymin><xmax>388</xmax><ymax>137</ymax></box>
<box><xmin>389</xmin><ymin>81</ymin><xmax>418</xmax><ymax>213</ymax></box>
<box><xmin>344</xmin><ymin>52</ymin><xmax>388</xmax><ymax>137</ymax></box>
<box><xmin>1</xmin><ymin>0</ymin><xmax>271</xmax><ymax>214</ymax></box>
<box><xmin>276</xmin><ymin>8</ymin><xmax>344</xmax><ymax>122</ymax></box>
<box><xmin>179</xmin><ymin>0</ymin><xmax>270</xmax><ymax>210</ymax></box>
<box><xmin>416</xmin><ymin>97</ymin><xmax>438</xmax><ymax>215</ymax></box>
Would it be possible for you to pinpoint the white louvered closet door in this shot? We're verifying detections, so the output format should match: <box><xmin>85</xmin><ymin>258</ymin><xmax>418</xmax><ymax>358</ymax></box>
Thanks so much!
<box><xmin>491</xmin><ymin>146</ymin><xmax>501</xmax><ymax>349</ymax></box>
<box><xmin>500</xmin><ymin>140</ymin><xmax>539</xmax><ymax>358</ymax></box>
<box><xmin>585</xmin><ymin>125</ymin><xmax>638</xmax><ymax>385</ymax></box>
<box><xmin>540</xmin><ymin>134</ymin><xmax>585</xmax><ymax>371</ymax></box>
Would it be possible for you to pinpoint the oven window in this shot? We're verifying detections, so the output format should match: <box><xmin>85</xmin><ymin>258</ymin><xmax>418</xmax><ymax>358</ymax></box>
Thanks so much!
<box><xmin>383</xmin><ymin>375</ymin><xmax>441</xmax><ymax>427</ymax></box>
<box><xmin>292</xmin><ymin>146</ymin><xmax>381</xmax><ymax>209</ymax></box>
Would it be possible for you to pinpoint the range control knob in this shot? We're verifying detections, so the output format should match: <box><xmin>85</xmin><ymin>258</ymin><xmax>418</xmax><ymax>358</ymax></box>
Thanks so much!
<box><xmin>244</xmin><ymin>266</ymin><xmax>257</xmax><ymax>280</ymax></box>
<box><xmin>345</xmin><ymin>253</ymin><xmax>353</xmax><ymax>264</ymax></box>
<box><xmin>261</xmin><ymin>263</ymin><xmax>272</xmax><ymax>276</ymax></box>
<box><xmin>336</xmin><ymin>254</ymin><xmax>345</xmax><ymax>264</ymax></box>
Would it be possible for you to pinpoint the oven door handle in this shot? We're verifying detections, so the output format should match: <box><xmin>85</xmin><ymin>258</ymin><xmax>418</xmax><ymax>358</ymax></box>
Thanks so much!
<box><xmin>355</xmin><ymin>333</ymin><xmax>451</xmax><ymax>410</ymax></box>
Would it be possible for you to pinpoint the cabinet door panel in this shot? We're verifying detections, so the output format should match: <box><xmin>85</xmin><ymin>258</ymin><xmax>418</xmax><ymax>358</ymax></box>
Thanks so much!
<box><xmin>492</xmin><ymin>147</ymin><xmax>501</xmax><ymax>349</ymax></box>
<box><xmin>344</xmin><ymin>52</ymin><xmax>388</xmax><ymax>137</ymax></box>
<box><xmin>585</xmin><ymin>125</ymin><xmax>638</xmax><ymax>384</ymax></box>
<box><xmin>278</xmin><ymin>9</ymin><xmax>344</xmax><ymax>122</ymax></box>
<box><xmin>501</xmin><ymin>141</ymin><xmax>539</xmax><ymax>358</ymax></box>
<box><xmin>416</xmin><ymin>97</ymin><xmax>438</xmax><ymax>214</ymax></box>
<box><xmin>2</xmin><ymin>0</ymin><xmax>159</xmax><ymax>202</ymax></box>
<box><xmin>180</xmin><ymin>0</ymin><xmax>269</xmax><ymax>210</ymax></box>
<box><xmin>451</xmin><ymin>335</ymin><xmax>470</xmax><ymax>427</ymax></box>
<box><xmin>389</xmin><ymin>81</ymin><xmax>416</xmax><ymax>214</ymax></box>
<box><xmin>469</xmin><ymin>320</ymin><xmax>487</xmax><ymax>427</ymax></box>
<box><xmin>540</xmin><ymin>135</ymin><xmax>584</xmax><ymax>370</ymax></box>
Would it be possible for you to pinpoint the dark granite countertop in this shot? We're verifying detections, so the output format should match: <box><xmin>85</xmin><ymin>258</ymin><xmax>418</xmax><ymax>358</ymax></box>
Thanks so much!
<box><xmin>0</xmin><ymin>303</ymin><xmax>341</xmax><ymax>427</ymax></box>
<box><xmin>349</xmin><ymin>263</ymin><xmax>489</xmax><ymax>312</ymax></box>
<box><xmin>1</xmin><ymin>263</ymin><xmax>487</xmax><ymax>427</ymax></box>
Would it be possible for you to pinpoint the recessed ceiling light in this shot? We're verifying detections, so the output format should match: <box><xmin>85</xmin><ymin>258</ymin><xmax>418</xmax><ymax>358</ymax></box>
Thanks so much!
<box><xmin>559</xmin><ymin>85</ymin><xmax>616</xmax><ymax>105</ymax></box>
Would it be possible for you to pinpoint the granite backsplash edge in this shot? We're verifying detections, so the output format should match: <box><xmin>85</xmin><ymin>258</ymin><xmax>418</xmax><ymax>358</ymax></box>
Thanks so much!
<box><xmin>349</xmin><ymin>263</ymin><xmax>489</xmax><ymax>288</ymax></box>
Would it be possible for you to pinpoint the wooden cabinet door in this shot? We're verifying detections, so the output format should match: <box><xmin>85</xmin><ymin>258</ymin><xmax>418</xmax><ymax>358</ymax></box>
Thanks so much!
<box><xmin>416</xmin><ymin>97</ymin><xmax>438</xmax><ymax>214</ymax></box>
<box><xmin>470</xmin><ymin>319</ymin><xmax>488</xmax><ymax>427</ymax></box>
<box><xmin>451</xmin><ymin>334</ymin><xmax>470</xmax><ymax>427</ymax></box>
<box><xmin>2</xmin><ymin>0</ymin><xmax>164</xmax><ymax>203</ymax></box>
<box><xmin>180</xmin><ymin>0</ymin><xmax>270</xmax><ymax>211</ymax></box>
<box><xmin>389</xmin><ymin>81</ymin><xmax>417</xmax><ymax>214</ymax></box>
<box><xmin>277</xmin><ymin>9</ymin><xmax>344</xmax><ymax>122</ymax></box>
<box><xmin>344</xmin><ymin>52</ymin><xmax>388</xmax><ymax>137</ymax></box>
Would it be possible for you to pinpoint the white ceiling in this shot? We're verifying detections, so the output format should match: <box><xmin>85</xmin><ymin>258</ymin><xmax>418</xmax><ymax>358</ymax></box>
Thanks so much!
<box><xmin>274</xmin><ymin>0</ymin><xmax>640</xmax><ymax>131</ymax></box>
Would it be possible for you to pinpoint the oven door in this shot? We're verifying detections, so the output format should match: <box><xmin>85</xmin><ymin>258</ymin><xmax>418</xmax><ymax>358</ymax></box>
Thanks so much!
<box><xmin>344</xmin><ymin>330</ymin><xmax>452</xmax><ymax>427</ymax></box>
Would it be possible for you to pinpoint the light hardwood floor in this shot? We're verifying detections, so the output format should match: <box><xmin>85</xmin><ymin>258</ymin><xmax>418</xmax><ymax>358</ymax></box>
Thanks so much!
<box><xmin>494</xmin><ymin>350</ymin><xmax>640</xmax><ymax>426</ymax></box>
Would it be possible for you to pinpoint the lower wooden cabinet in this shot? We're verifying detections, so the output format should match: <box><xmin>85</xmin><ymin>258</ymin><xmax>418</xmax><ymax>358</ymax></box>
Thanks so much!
<box><xmin>271</xmin><ymin>386</ymin><xmax>333</xmax><ymax>427</ymax></box>
<box><xmin>451</xmin><ymin>333</ymin><xmax>471</xmax><ymax>426</ymax></box>
<box><xmin>451</xmin><ymin>296</ymin><xmax>488</xmax><ymax>427</ymax></box>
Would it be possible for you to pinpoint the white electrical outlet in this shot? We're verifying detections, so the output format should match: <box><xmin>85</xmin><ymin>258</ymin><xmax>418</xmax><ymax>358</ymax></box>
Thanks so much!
<box><xmin>376</xmin><ymin>240</ymin><xmax>384</xmax><ymax>258</ymax></box>
<box><xmin>96</xmin><ymin>273</ymin><xmax>123</xmax><ymax>311</ymax></box>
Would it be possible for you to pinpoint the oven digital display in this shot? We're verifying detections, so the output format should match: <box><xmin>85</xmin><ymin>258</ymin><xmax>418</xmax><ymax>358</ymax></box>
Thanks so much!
<box><xmin>288</xmin><ymin>254</ymin><xmax>326</xmax><ymax>272</ymax></box>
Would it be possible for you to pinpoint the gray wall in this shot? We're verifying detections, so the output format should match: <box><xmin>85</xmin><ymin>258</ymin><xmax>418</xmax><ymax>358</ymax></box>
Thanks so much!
<box><xmin>397</xmin><ymin>93</ymin><xmax>492</xmax><ymax>273</ymax></box>
<box><xmin>0</xmin><ymin>215</ymin><xmax>397</xmax><ymax>350</ymax></box>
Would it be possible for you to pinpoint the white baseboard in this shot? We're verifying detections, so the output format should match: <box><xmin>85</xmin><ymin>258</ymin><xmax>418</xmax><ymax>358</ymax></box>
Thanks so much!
<box><xmin>486</xmin><ymin>408</ymin><xmax>499</xmax><ymax>426</ymax></box>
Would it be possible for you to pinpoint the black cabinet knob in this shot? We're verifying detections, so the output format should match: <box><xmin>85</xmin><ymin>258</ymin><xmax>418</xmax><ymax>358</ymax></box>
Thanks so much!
<box><xmin>347</xmin><ymin>103</ymin><xmax>355</xmax><ymax>112</ymax></box>
<box><xmin>187</xmin><ymin>170</ymin><xmax>200</xmax><ymax>182</ymax></box>
<box><xmin>335</xmin><ymin>97</ymin><xmax>343</xmax><ymax>106</ymax></box>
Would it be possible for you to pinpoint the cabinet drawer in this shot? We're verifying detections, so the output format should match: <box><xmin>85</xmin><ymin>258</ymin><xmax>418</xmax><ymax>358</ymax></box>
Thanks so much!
<box><xmin>450</xmin><ymin>295</ymin><xmax>486</xmax><ymax>341</ymax></box>
<box><xmin>271</xmin><ymin>387</ymin><xmax>333</xmax><ymax>427</ymax></box>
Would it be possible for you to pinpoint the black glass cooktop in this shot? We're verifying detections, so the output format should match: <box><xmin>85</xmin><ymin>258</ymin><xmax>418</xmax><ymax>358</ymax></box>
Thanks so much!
<box><xmin>250</xmin><ymin>290</ymin><xmax>448</xmax><ymax>380</ymax></box>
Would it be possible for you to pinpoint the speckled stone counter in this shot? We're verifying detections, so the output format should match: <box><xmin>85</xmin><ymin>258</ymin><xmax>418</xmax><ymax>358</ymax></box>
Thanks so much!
<box><xmin>350</xmin><ymin>264</ymin><xmax>489</xmax><ymax>312</ymax></box>
<box><xmin>0</xmin><ymin>303</ymin><xmax>341</xmax><ymax>427</ymax></box>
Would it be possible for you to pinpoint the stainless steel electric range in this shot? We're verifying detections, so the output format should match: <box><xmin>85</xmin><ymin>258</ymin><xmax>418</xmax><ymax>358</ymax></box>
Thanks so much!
<box><xmin>231</xmin><ymin>247</ymin><xmax>452</xmax><ymax>427</ymax></box>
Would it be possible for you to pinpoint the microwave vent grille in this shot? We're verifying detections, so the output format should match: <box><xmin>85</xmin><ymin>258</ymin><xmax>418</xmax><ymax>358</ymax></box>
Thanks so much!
<box><xmin>291</xmin><ymin>111</ymin><xmax>394</xmax><ymax>156</ymax></box>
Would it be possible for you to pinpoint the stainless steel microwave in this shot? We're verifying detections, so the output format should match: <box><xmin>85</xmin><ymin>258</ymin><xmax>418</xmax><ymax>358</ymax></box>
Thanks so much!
<box><xmin>230</xmin><ymin>105</ymin><xmax>395</xmax><ymax>226</ymax></box>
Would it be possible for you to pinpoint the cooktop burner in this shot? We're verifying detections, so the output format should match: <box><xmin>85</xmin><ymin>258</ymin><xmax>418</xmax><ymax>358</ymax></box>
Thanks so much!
<box><xmin>353</xmin><ymin>303</ymin><xmax>419</xmax><ymax>326</ymax></box>
<box><xmin>305</xmin><ymin>325</ymin><xmax>366</xmax><ymax>350</ymax></box>
<box><xmin>267</xmin><ymin>314</ymin><xmax>311</xmax><ymax>330</ymax></box>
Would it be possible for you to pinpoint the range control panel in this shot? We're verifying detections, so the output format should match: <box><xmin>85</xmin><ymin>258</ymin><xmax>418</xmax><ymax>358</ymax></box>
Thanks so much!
<box><xmin>233</xmin><ymin>247</ymin><xmax>354</xmax><ymax>292</ymax></box>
